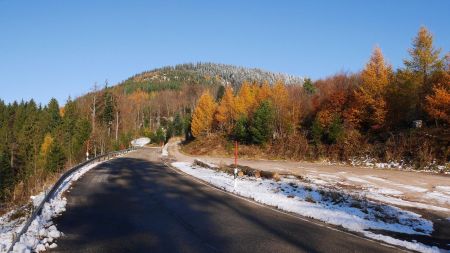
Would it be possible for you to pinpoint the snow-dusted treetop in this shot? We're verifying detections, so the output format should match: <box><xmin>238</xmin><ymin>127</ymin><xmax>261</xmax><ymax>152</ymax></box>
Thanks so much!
<box><xmin>169</xmin><ymin>62</ymin><xmax>304</xmax><ymax>86</ymax></box>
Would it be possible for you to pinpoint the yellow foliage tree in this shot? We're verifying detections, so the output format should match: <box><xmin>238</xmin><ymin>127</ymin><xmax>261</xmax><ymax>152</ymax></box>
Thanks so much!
<box><xmin>191</xmin><ymin>91</ymin><xmax>217</xmax><ymax>137</ymax></box>
<box><xmin>270</xmin><ymin>81</ymin><xmax>294</xmax><ymax>136</ymax></box>
<box><xmin>39</xmin><ymin>133</ymin><xmax>54</xmax><ymax>169</ymax></box>
<box><xmin>351</xmin><ymin>46</ymin><xmax>392</xmax><ymax>128</ymax></box>
<box><xmin>237</xmin><ymin>81</ymin><xmax>256</xmax><ymax>116</ymax></box>
<box><xmin>256</xmin><ymin>81</ymin><xmax>271</xmax><ymax>103</ymax></box>
<box><xmin>215</xmin><ymin>86</ymin><xmax>235</xmax><ymax>131</ymax></box>
<box><xmin>40</xmin><ymin>133</ymin><xmax>53</xmax><ymax>157</ymax></box>
<box><xmin>404</xmin><ymin>26</ymin><xmax>443</xmax><ymax>83</ymax></box>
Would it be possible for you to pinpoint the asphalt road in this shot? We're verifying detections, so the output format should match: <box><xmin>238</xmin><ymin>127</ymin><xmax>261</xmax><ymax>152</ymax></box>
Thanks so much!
<box><xmin>50</xmin><ymin>148</ymin><xmax>401</xmax><ymax>253</ymax></box>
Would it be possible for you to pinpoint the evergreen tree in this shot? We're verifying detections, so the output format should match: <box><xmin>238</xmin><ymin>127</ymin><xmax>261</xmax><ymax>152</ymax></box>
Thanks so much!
<box><xmin>232</xmin><ymin>116</ymin><xmax>248</xmax><ymax>142</ymax></box>
<box><xmin>173</xmin><ymin>113</ymin><xmax>184</xmax><ymax>136</ymax></box>
<box><xmin>73</xmin><ymin>118</ymin><xmax>91</xmax><ymax>157</ymax></box>
<box><xmin>327</xmin><ymin>116</ymin><xmax>344</xmax><ymax>144</ymax></box>
<box><xmin>102</xmin><ymin>90</ymin><xmax>115</xmax><ymax>127</ymax></box>
<box><xmin>311</xmin><ymin>118</ymin><xmax>323</xmax><ymax>145</ymax></box>
<box><xmin>303</xmin><ymin>78</ymin><xmax>316</xmax><ymax>95</ymax></box>
<box><xmin>0</xmin><ymin>150</ymin><xmax>13</xmax><ymax>202</ymax></box>
<box><xmin>216</xmin><ymin>85</ymin><xmax>225</xmax><ymax>102</ymax></box>
<box><xmin>249</xmin><ymin>101</ymin><xmax>274</xmax><ymax>144</ymax></box>
<box><xmin>46</xmin><ymin>142</ymin><xmax>66</xmax><ymax>173</ymax></box>
<box><xmin>47</xmin><ymin>98</ymin><xmax>62</xmax><ymax>133</ymax></box>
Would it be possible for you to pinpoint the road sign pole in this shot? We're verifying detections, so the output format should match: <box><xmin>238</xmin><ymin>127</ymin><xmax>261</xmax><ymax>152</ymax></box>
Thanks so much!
<box><xmin>234</xmin><ymin>141</ymin><xmax>238</xmax><ymax>180</ymax></box>
<box><xmin>234</xmin><ymin>141</ymin><xmax>238</xmax><ymax>167</ymax></box>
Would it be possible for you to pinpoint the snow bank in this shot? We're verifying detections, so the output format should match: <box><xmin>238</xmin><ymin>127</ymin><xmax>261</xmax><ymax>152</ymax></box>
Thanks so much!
<box><xmin>1</xmin><ymin>161</ymin><xmax>103</xmax><ymax>253</ymax></box>
<box><xmin>131</xmin><ymin>137</ymin><xmax>150</xmax><ymax>147</ymax></box>
<box><xmin>364</xmin><ymin>231</ymin><xmax>442</xmax><ymax>253</ymax></box>
<box><xmin>161</xmin><ymin>142</ymin><xmax>169</xmax><ymax>157</ymax></box>
<box><xmin>172</xmin><ymin>161</ymin><xmax>445</xmax><ymax>253</ymax></box>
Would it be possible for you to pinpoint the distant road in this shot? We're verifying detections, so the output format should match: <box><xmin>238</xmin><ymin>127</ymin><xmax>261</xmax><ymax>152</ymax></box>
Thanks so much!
<box><xmin>50</xmin><ymin>148</ymin><xmax>400</xmax><ymax>253</ymax></box>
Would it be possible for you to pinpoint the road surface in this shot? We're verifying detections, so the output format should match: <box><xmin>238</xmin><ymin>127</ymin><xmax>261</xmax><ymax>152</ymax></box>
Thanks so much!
<box><xmin>50</xmin><ymin>148</ymin><xmax>400</xmax><ymax>253</ymax></box>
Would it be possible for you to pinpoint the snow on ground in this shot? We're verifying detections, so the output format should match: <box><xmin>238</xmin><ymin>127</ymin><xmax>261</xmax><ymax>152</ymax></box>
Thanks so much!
<box><xmin>131</xmin><ymin>137</ymin><xmax>150</xmax><ymax>147</ymax></box>
<box><xmin>436</xmin><ymin>186</ymin><xmax>450</xmax><ymax>192</ymax></box>
<box><xmin>306</xmin><ymin>172</ymin><xmax>450</xmax><ymax>213</ymax></box>
<box><xmin>0</xmin><ymin>160</ymin><xmax>105</xmax><ymax>253</ymax></box>
<box><xmin>425</xmin><ymin>192</ymin><xmax>450</xmax><ymax>205</ymax></box>
<box><xmin>161</xmin><ymin>142</ymin><xmax>169</xmax><ymax>157</ymax></box>
<box><xmin>172</xmin><ymin>161</ymin><xmax>445</xmax><ymax>253</ymax></box>
<box><xmin>350</xmin><ymin>157</ymin><xmax>450</xmax><ymax>175</ymax></box>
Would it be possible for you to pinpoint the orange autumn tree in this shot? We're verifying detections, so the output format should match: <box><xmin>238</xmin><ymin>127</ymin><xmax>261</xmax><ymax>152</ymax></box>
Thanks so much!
<box><xmin>215</xmin><ymin>86</ymin><xmax>236</xmax><ymax>132</ymax></box>
<box><xmin>191</xmin><ymin>91</ymin><xmax>217</xmax><ymax>137</ymax></box>
<box><xmin>256</xmin><ymin>81</ymin><xmax>271</xmax><ymax>103</ymax></box>
<box><xmin>237</xmin><ymin>81</ymin><xmax>257</xmax><ymax>116</ymax></box>
<box><xmin>425</xmin><ymin>69</ymin><xmax>450</xmax><ymax>125</ymax></box>
<box><xmin>349</xmin><ymin>46</ymin><xmax>392</xmax><ymax>129</ymax></box>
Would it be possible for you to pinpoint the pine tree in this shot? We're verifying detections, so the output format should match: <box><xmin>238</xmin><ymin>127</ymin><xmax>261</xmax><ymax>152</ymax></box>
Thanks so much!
<box><xmin>102</xmin><ymin>90</ymin><xmax>115</xmax><ymax>129</ymax></box>
<box><xmin>232</xmin><ymin>116</ymin><xmax>248</xmax><ymax>142</ymax></box>
<box><xmin>0</xmin><ymin>149</ymin><xmax>13</xmax><ymax>201</ymax></box>
<box><xmin>249</xmin><ymin>101</ymin><xmax>274</xmax><ymax>144</ymax></box>
<box><xmin>173</xmin><ymin>113</ymin><xmax>184</xmax><ymax>136</ymax></box>
<box><xmin>303</xmin><ymin>78</ymin><xmax>316</xmax><ymax>95</ymax></box>
<box><xmin>47</xmin><ymin>98</ymin><xmax>62</xmax><ymax>133</ymax></box>
<box><xmin>46</xmin><ymin>141</ymin><xmax>66</xmax><ymax>173</ymax></box>
<box><xmin>216</xmin><ymin>85</ymin><xmax>225</xmax><ymax>102</ymax></box>
<box><xmin>191</xmin><ymin>91</ymin><xmax>217</xmax><ymax>137</ymax></box>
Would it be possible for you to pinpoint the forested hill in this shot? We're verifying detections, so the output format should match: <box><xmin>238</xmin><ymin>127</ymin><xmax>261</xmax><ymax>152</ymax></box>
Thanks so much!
<box><xmin>0</xmin><ymin>63</ymin><xmax>304</xmax><ymax>211</ymax></box>
<box><xmin>116</xmin><ymin>63</ymin><xmax>304</xmax><ymax>94</ymax></box>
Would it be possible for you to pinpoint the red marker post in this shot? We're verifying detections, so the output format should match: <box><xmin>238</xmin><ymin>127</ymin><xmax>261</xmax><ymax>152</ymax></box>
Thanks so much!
<box><xmin>234</xmin><ymin>141</ymin><xmax>238</xmax><ymax>179</ymax></box>
<box><xmin>234</xmin><ymin>141</ymin><xmax>238</xmax><ymax>167</ymax></box>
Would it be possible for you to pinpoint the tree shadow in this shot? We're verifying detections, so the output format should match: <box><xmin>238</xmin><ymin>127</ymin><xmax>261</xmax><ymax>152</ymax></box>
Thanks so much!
<box><xmin>49</xmin><ymin>157</ymin><xmax>395</xmax><ymax>253</ymax></box>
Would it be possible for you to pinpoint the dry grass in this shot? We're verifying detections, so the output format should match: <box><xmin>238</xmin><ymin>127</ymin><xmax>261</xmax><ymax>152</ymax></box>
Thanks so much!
<box><xmin>182</xmin><ymin>127</ymin><xmax>449</xmax><ymax>170</ymax></box>
<box><xmin>0</xmin><ymin>167</ymin><xmax>65</xmax><ymax>216</ymax></box>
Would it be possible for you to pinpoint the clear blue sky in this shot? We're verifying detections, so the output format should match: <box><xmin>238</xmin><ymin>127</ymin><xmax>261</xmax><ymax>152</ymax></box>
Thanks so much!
<box><xmin>0</xmin><ymin>0</ymin><xmax>449</xmax><ymax>105</ymax></box>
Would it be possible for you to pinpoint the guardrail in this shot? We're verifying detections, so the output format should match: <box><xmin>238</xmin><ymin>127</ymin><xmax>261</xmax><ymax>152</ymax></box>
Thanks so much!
<box><xmin>7</xmin><ymin>147</ymin><xmax>137</xmax><ymax>253</ymax></box>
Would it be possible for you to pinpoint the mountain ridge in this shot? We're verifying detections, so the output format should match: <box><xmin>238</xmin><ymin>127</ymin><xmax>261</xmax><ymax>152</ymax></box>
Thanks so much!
<box><xmin>115</xmin><ymin>62</ymin><xmax>304</xmax><ymax>94</ymax></box>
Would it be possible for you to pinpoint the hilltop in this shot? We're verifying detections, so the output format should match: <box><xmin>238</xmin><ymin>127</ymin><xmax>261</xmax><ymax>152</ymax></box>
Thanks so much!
<box><xmin>115</xmin><ymin>63</ymin><xmax>304</xmax><ymax>94</ymax></box>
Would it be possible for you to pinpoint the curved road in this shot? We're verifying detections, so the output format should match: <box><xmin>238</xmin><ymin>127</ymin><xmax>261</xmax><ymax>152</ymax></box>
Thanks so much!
<box><xmin>50</xmin><ymin>148</ymin><xmax>401</xmax><ymax>253</ymax></box>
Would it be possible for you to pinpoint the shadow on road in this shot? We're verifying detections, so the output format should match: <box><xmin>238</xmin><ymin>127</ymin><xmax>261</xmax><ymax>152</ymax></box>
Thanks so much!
<box><xmin>50</xmin><ymin>156</ymin><xmax>397</xmax><ymax>253</ymax></box>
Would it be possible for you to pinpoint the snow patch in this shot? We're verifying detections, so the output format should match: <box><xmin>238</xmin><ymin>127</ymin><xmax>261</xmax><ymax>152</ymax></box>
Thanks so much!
<box><xmin>364</xmin><ymin>231</ymin><xmax>441</xmax><ymax>253</ymax></box>
<box><xmin>131</xmin><ymin>137</ymin><xmax>150</xmax><ymax>147</ymax></box>
<box><xmin>161</xmin><ymin>142</ymin><xmax>169</xmax><ymax>157</ymax></box>
<box><xmin>436</xmin><ymin>186</ymin><xmax>450</xmax><ymax>193</ymax></box>
<box><xmin>171</xmin><ymin>161</ymin><xmax>444</xmax><ymax>253</ymax></box>
<box><xmin>424</xmin><ymin>192</ymin><xmax>450</xmax><ymax>205</ymax></box>
<box><xmin>5</xmin><ymin>161</ymin><xmax>103</xmax><ymax>253</ymax></box>
<box><xmin>346</xmin><ymin>176</ymin><xmax>370</xmax><ymax>184</ymax></box>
